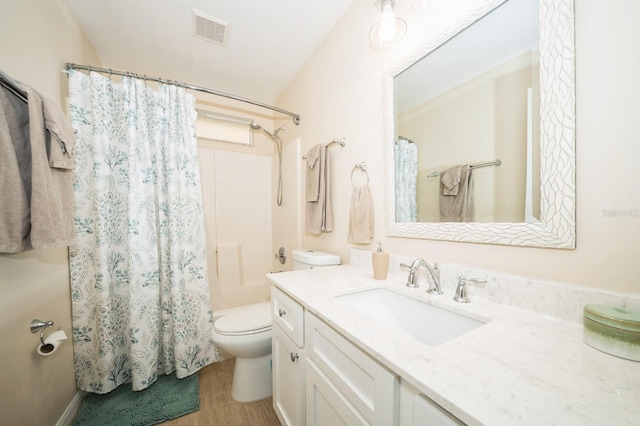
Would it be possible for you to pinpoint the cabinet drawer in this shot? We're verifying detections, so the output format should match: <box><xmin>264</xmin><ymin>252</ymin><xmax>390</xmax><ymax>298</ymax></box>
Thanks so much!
<box><xmin>306</xmin><ymin>312</ymin><xmax>398</xmax><ymax>426</ymax></box>
<box><xmin>413</xmin><ymin>394</ymin><xmax>464</xmax><ymax>426</ymax></box>
<box><xmin>399</xmin><ymin>380</ymin><xmax>464</xmax><ymax>426</ymax></box>
<box><xmin>271</xmin><ymin>286</ymin><xmax>304</xmax><ymax>347</ymax></box>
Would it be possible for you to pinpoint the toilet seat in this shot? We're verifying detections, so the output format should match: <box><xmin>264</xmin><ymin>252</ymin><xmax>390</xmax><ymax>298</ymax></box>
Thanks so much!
<box><xmin>214</xmin><ymin>302</ymin><xmax>271</xmax><ymax>336</ymax></box>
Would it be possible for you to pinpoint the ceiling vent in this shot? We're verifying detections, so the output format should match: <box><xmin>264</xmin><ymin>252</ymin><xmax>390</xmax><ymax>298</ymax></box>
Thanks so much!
<box><xmin>193</xmin><ymin>9</ymin><xmax>229</xmax><ymax>46</ymax></box>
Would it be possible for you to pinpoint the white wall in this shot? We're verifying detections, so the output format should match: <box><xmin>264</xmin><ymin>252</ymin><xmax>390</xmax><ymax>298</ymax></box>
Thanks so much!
<box><xmin>0</xmin><ymin>1</ymin><xmax>101</xmax><ymax>424</ymax></box>
<box><xmin>277</xmin><ymin>0</ymin><xmax>640</xmax><ymax>294</ymax></box>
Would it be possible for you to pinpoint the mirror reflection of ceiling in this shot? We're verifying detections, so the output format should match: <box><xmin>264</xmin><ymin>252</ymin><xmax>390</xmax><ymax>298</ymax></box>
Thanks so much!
<box><xmin>395</xmin><ymin>0</ymin><xmax>539</xmax><ymax>114</ymax></box>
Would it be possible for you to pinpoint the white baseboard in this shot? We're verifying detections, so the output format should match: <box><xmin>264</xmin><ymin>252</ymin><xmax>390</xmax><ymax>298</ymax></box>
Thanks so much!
<box><xmin>56</xmin><ymin>390</ymin><xmax>85</xmax><ymax>426</ymax></box>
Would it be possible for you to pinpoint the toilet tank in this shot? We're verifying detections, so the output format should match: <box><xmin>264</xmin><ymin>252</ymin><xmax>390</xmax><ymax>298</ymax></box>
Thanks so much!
<box><xmin>292</xmin><ymin>249</ymin><xmax>340</xmax><ymax>270</ymax></box>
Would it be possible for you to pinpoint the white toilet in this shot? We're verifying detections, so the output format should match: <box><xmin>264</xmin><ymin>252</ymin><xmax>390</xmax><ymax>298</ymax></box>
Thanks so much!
<box><xmin>212</xmin><ymin>302</ymin><xmax>272</xmax><ymax>402</ymax></box>
<box><xmin>291</xmin><ymin>249</ymin><xmax>341</xmax><ymax>270</ymax></box>
<box><xmin>211</xmin><ymin>249</ymin><xmax>340</xmax><ymax>402</ymax></box>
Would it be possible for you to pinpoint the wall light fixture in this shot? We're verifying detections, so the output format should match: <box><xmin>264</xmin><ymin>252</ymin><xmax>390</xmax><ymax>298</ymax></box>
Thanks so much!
<box><xmin>369</xmin><ymin>0</ymin><xmax>407</xmax><ymax>50</ymax></box>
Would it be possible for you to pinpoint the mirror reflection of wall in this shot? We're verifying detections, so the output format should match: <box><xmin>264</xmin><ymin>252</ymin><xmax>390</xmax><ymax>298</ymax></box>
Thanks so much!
<box><xmin>394</xmin><ymin>0</ymin><xmax>540</xmax><ymax>223</ymax></box>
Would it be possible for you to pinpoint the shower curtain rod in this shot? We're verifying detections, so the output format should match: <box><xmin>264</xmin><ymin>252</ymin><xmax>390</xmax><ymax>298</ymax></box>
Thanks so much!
<box><xmin>65</xmin><ymin>63</ymin><xmax>301</xmax><ymax>125</ymax></box>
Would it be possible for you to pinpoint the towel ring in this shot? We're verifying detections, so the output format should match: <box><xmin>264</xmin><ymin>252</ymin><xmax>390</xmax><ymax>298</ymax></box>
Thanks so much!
<box><xmin>351</xmin><ymin>162</ymin><xmax>369</xmax><ymax>188</ymax></box>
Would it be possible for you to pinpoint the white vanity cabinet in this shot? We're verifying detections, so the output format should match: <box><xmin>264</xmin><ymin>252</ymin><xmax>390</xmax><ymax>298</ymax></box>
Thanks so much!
<box><xmin>272</xmin><ymin>286</ymin><xmax>463</xmax><ymax>426</ymax></box>
<box><xmin>271</xmin><ymin>287</ymin><xmax>305</xmax><ymax>426</ymax></box>
<box><xmin>305</xmin><ymin>312</ymin><xmax>398</xmax><ymax>426</ymax></box>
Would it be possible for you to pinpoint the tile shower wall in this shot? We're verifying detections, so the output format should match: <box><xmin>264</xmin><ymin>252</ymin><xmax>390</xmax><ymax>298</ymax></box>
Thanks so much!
<box><xmin>199</xmin><ymin>147</ymin><xmax>272</xmax><ymax>311</ymax></box>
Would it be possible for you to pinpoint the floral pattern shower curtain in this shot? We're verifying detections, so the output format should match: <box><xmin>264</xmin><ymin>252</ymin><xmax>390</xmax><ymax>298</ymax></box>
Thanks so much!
<box><xmin>394</xmin><ymin>139</ymin><xmax>418</xmax><ymax>222</ymax></box>
<box><xmin>68</xmin><ymin>69</ymin><xmax>219</xmax><ymax>393</ymax></box>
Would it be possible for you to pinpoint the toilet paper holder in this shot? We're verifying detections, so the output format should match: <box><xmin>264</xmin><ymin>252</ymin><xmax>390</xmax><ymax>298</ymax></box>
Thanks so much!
<box><xmin>30</xmin><ymin>319</ymin><xmax>54</xmax><ymax>345</ymax></box>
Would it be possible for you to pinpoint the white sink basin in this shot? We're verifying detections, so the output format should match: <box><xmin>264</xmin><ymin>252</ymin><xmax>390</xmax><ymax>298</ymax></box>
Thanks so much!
<box><xmin>336</xmin><ymin>288</ymin><xmax>486</xmax><ymax>346</ymax></box>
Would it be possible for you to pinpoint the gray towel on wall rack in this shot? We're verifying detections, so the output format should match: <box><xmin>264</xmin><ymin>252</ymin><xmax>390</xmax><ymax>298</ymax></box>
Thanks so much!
<box><xmin>439</xmin><ymin>165</ymin><xmax>474</xmax><ymax>222</ymax></box>
<box><xmin>305</xmin><ymin>144</ymin><xmax>333</xmax><ymax>234</ymax></box>
<box><xmin>0</xmin><ymin>78</ymin><xmax>75</xmax><ymax>252</ymax></box>
<box><xmin>305</xmin><ymin>143</ymin><xmax>322</xmax><ymax>202</ymax></box>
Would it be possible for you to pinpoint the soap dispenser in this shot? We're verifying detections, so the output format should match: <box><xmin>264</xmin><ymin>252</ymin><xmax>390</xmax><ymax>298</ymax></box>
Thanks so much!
<box><xmin>372</xmin><ymin>242</ymin><xmax>389</xmax><ymax>280</ymax></box>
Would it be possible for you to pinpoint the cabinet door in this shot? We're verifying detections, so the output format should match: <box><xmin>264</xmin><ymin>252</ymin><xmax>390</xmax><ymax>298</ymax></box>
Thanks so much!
<box><xmin>272</xmin><ymin>324</ymin><xmax>305</xmax><ymax>426</ymax></box>
<box><xmin>306</xmin><ymin>359</ymin><xmax>368</xmax><ymax>426</ymax></box>
<box><xmin>305</xmin><ymin>312</ymin><xmax>398</xmax><ymax>426</ymax></box>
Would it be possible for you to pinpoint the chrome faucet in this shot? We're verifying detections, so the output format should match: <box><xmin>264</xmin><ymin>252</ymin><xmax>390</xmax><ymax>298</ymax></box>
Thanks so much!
<box><xmin>400</xmin><ymin>258</ymin><xmax>442</xmax><ymax>294</ymax></box>
<box><xmin>453</xmin><ymin>276</ymin><xmax>487</xmax><ymax>303</ymax></box>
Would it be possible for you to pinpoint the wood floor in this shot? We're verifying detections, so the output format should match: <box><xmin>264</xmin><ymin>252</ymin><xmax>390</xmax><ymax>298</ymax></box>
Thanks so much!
<box><xmin>160</xmin><ymin>358</ymin><xmax>281</xmax><ymax>426</ymax></box>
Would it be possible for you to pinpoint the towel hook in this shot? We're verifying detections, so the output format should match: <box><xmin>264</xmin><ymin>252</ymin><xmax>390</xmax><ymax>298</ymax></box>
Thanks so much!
<box><xmin>351</xmin><ymin>162</ymin><xmax>369</xmax><ymax>188</ymax></box>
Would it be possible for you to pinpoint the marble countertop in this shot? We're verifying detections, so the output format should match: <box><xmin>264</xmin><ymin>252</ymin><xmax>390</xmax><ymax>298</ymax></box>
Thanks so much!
<box><xmin>267</xmin><ymin>265</ymin><xmax>640</xmax><ymax>426</ymax></box>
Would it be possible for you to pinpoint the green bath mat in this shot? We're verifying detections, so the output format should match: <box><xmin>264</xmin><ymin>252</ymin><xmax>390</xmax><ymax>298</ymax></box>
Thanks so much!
<box><xmin>73</xmin><ymin>373</ymin><xmax>200</xmax><ymax>426</ymax></box>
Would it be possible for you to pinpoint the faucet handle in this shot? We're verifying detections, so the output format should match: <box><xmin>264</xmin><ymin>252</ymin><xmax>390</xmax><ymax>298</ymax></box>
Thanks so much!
<box><xmin>460</xmin><ymin>276</ymin><xmax>486</xmax><ymax>287</ymax></box>
<box><xmin>453</xmin><ymin>276</ymin><xmax>487</xmax><ymax>303</ymax></box>
<box><xmin>399</xmin><ymin>263</ymin><xmax>419</xmax><ymax>288</ymax></box>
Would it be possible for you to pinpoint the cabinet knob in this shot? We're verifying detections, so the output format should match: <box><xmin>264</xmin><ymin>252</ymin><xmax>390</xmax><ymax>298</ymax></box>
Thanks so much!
<box><xmin>278</xmin><ymin>308</ymin><xmax>287</xmax><ymax>317</ymax></box>
<box><xmin>290</xmin><ymin>353</ymin><xmax>299</xmax><ymax>362</ymax></box>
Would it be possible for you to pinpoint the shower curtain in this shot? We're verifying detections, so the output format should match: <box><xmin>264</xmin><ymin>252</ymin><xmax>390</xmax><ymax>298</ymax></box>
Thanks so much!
<box><xmin>394</xmin><ymin>139</ymin><xmax>418</xmax><ymax>222</ymax></box>
<box><xmin>68</xmin><ymin>69</ymin><xmax>219</xmax><ymax>394</ymax></box>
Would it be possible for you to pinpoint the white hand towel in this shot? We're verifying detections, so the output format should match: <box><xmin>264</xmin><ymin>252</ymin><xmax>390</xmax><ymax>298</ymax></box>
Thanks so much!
<box><xmin>348</xmin><ymin>186</ymin><xmax>373</xmax><ymax>244</ymax></box>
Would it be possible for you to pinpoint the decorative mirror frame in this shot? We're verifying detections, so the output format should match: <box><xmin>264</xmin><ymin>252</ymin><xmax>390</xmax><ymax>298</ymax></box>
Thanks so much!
<box><xmin>383</xmin><ymin>0</ymin><xmax>575</xmax><ymax>249</ymax></box>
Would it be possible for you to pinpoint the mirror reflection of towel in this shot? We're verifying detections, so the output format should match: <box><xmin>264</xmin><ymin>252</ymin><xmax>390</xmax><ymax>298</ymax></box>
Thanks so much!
<box><xmin>440</xmin><ymin>165</ymin><xmax>474</xmax><ymax>222</ymax></box>
<box><xmin>441</xmin><ymin>165</ymin><xmax>463</xmax><ymax>195</ymax></box>
<box><xmin>348</xmin><ymin>186</ymin><xmax>373</xmax><ymax>244</ymax></box>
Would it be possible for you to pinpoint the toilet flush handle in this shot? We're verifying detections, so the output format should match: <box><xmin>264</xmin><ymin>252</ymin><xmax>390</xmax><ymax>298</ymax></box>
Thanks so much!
<box><xmin>278</xmin><ymin>308</ymin><xmax>287</xmax><ymax>317</ymax></box>
<box><xmin>290</xmin><ymin>353</ymin><xmax>299</xmax><ymax>362</ymax></box>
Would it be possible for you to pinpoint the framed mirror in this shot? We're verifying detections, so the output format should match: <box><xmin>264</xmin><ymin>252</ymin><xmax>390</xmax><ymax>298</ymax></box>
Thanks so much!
<box><xmin>383</xmin><ymin>0</ymin><xmax>575</xmax><ymax>248</ymax></box>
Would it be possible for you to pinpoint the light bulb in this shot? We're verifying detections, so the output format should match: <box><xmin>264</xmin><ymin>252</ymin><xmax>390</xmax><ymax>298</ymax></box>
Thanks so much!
<box><xmin>379</xmin><ymin>3</ymin><xmax>397</xmax><ymax>41</ymax></box>
<box><xmin>369</xmin><ymin>0</ymin><xmax>407</xmax><ymax>50</ymax></box>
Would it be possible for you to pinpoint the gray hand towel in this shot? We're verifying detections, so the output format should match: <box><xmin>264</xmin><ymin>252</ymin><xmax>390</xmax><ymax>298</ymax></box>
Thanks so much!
<box><xmin>305</xmin><ymin>144</ymin><xmax>333</xmax><ymax>234</ymax></box>
<box><xmin>441</xmin><ymin>165</ymin><xmax>464</xmax><ymax>195</ymax></box>
<box><xmin>440</xmin><ymin>165</ymin><xmax>474</xmax><ymax>222</ymax></box>
<box><xmin>305</xmin><ymin>143</ymin><xmax>322</xmax><ymax>202</ymax></box>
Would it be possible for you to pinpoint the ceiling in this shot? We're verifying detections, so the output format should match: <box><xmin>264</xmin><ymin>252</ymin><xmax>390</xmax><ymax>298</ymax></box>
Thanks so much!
<box><xmin>68</xmin><ymin>0</ymin><xmax>353</xmax><ymax>105</ymax></box>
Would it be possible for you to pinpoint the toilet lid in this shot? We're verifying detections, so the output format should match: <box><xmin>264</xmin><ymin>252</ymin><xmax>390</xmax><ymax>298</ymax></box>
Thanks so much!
<box><xmin>214</xmin><ymin>302</ymin><xmax>271</xmax><ymax>335</ymax></box>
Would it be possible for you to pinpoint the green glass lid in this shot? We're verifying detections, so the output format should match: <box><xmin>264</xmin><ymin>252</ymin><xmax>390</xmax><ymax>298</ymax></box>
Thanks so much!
<box><xmin>584</xmin><ymin>304</ymin><xmax>640</xmax><ymax>332</ymax></box>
